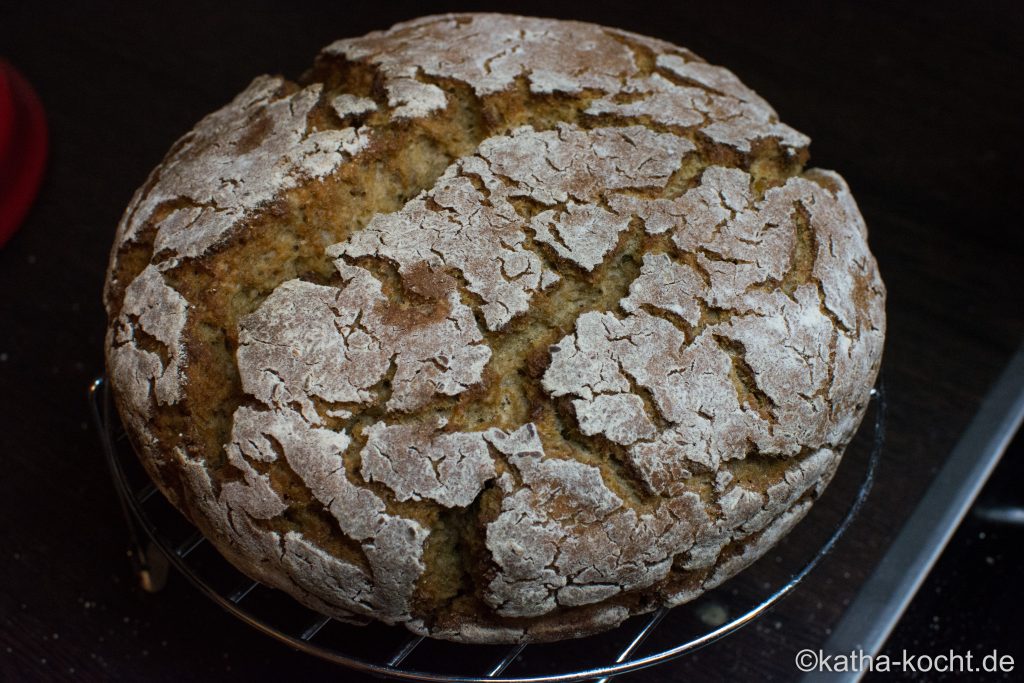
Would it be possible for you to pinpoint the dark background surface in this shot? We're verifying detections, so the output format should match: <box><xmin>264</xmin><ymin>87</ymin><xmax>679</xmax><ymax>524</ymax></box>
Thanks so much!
<box><xmin>869</xmin><ymin>432</ymin><xmax>1024</xmax><ymax>682</ymax></box>
<box><xmin>2</xmin><ymin>1</ymin><xmax>1022</xmax><ymax>680</ymax></box>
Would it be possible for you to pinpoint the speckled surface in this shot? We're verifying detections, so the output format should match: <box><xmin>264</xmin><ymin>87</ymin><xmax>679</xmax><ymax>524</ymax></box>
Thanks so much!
<box><xmin>870</xmin><ymin>431</ymin><xmax>1024</xmax><ymax>682</ymax></box>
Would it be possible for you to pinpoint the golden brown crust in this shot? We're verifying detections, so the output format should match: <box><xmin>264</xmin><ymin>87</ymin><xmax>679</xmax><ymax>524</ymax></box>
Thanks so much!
<box><xmin>104</xmin><ymin>13</ymin><xmax>885</xmax><ymax>643</ymax></box>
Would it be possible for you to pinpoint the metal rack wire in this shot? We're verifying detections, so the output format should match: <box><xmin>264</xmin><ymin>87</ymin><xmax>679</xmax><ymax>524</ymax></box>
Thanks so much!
<box><xmin>88</xmin><ymin>376</ymin><xmax>885</xmax><ymax>682</ymax></box>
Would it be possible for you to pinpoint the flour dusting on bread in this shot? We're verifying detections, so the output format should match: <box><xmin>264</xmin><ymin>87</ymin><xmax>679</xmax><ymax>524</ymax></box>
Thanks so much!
<box><xmin>105</xmin><ymin>13</ymin><xmax>885</xmax><ymax>643</ymax></box>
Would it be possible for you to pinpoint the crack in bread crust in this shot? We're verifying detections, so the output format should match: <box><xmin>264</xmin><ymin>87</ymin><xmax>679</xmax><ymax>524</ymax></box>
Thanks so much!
<box><xmin>104</xmin><ymin>13</ymin><xmax>885</xmax><ymax>644</ymax></box>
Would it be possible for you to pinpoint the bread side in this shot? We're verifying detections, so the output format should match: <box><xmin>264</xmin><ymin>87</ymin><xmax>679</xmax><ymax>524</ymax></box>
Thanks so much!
<box><xmin>104</xmin><ymin>14</ymin><xmax>885</xmax><ymax>642</ymax></box>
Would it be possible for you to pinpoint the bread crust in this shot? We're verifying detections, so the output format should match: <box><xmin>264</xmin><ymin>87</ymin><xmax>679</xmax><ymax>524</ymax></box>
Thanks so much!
<box><xmin>104</xmin><ymin>13</ymin><xmax>885</xmax><ymax>643</ymax></box>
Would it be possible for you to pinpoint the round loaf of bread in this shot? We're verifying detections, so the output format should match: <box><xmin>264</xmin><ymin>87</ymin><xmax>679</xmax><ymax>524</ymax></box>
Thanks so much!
<box><xmin>104</xmin><ymin>13</ymin><xmax>885</xmax><ymax>643</ymax></box>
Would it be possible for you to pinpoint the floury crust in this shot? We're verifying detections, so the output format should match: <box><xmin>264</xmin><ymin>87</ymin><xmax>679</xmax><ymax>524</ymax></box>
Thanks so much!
<box><xmin>104</xmin><ymin>14</ymin><xmax>885</xmax><ymax>643</ymax></box>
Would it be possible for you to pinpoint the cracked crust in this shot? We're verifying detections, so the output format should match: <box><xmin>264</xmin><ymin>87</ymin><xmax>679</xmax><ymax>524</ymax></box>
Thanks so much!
<box><xmin>104</xmin><ymin>13</ymin><xmax>885</xmax><ymax>644</ymax></box>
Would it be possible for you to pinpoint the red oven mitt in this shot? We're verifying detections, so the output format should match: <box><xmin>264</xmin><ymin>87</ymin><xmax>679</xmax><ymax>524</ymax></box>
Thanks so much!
<box><xmin>0</xmin><ymin>59</ymin><xmax>48</xmax><ymax>248</ymax></box>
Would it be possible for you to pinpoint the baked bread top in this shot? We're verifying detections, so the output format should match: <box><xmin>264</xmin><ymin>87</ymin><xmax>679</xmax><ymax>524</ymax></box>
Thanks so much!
<box><xmin>104</xmin><ymin>13</ymin><xmax>885</xmax><ymax>643</ymax></box>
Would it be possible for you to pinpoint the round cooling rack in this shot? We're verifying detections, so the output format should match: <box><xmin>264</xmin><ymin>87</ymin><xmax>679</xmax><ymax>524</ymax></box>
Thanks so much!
<box><xmin>88</xmin><ymin>375</ymin><xmax>886</xmax><ymax>683</ymax></box>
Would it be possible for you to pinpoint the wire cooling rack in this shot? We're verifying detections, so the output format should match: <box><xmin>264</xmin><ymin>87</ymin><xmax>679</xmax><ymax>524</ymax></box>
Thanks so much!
<box><xmin>88</xmin><ymin>376</ymin><xmax>885</xmax><ymax>682</ymax></box>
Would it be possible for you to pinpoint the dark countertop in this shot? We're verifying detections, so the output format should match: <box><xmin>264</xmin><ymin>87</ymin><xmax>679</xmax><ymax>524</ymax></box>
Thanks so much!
<box><xmin>869</xmin><ymin>430</ymin><xmax>1024</xmax><ymax>682</ymax></box>
<box><xmin>2</xmin><ymin>2</ymin><xmax>1022</xmax><ymax>680</ymax></box>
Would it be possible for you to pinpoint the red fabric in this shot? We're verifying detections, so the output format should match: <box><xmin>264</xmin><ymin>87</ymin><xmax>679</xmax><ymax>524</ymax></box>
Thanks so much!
<box><xmin>0</xmin><ymin>59</ymin><xmax>48</xmax><ymax>248</ymax></box>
